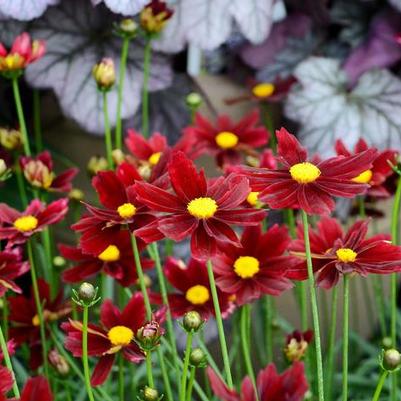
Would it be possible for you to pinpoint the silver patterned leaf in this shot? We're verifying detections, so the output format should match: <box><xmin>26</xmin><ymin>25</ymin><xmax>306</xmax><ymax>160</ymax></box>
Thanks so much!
<box><xmin>95</xmin><ymin>0</ymin><xmax>148</xmax><ymax>15</ymax></box>
<box><xmin>285</xmin><ymin>57</ymin><xmax>401</xmax><ymax>157</ymax></box>
<box><xmin>25</xmin><ymin>0</ymin><xmax>173</xmax><ymax>135</ymax></box>
<box><xmin>0</xmin><ymin>0</ymin><xmax>58</xmax><ymax>21</ymax></box>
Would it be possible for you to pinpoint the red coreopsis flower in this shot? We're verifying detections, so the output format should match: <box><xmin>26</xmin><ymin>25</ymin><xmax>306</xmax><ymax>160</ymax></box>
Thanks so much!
<box><xmin>62</xmin><ymin>293</ymin><xmax>163</xmax><ymax>386</ymax></box>
<box><xmin>212</xmin><ymin>225</ymin><xmax>295</xmax><ymax>305</ymax></box>
<box><xmin>284</xmin><ymin>330</ymin><xmax>313</xmax><ymax>362</ymax></box>
<box><xmin>0</xmin><ymin>199</ymin><xmax>68</xmax><ymax>246</ymax></box>
<box><xmin>207</xmin><ymin>361</ymin><xmax>308</xmax><ymax>401</ymax></box>
<box><xmin>152</xmin><ymin>257</ymin><xmax>235</xmax><ymax>319</ymax></box>
<box><xmin>183</xmin><ymin>110</ymin><xmax>269</xmax><ymax>167</ymax></box>
<box><xmin>244</xmin><ymin>128</ymin><xmax>378</xmax><ymax>215</ymax></box>
<box><xmin>18</xmin><ymin>376</ymin><xmax>53</xmax><ymax>401</ymax></box>
<box><xmin>288</xmin><ymin>217</ymin><xmax>401</xmax><ymax>288</ymax></box>
<box><xmin>20</xmin><ymin>151</ymin><xmax>78</xmax><ymax>193</ymax></box>
<box><xmin>60</xmin><ymin>230</ymin><xmax>153</xmax><ymax>287</ymax></box>
<box><xmin>9</xmin><ymin>279</ymin><xmax>71</xmax><ymax>369</ymax></box>
<box><xmin>0</xmin><ymin>33</ymin><xmax>45</xmax><ymax>76</ymax></box>
<box><xmin>140</xmin><ymin>0</ymin><xmax>174</xmax><ymax>35</ymax></box>
<box><xmin>335</xmin><ymin>138</ymin><xmax>398</xmax><ymax>198</ymax></box>
<box><xmin>134</xmin><ymin>151</ymin><xmax>266</xmax><ymax>260</ymax></box>
<box><xmin>0</xmin><ymin>366</ymin><xmax>13</xmax><ymax>401</ymax></box>
<box><xmin>0</xmin><ymin>247</ymin><xmax>29</xmax><ymax>296</ymax></box>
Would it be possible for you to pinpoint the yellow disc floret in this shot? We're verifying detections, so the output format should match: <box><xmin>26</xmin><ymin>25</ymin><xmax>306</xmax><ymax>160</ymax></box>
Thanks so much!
<box><xmin>117</xmin><ymin>203</ymin><xmax>136</xmax><ymax>219</ymax></box>
<box><xmin>252</xmin><ymin>83</ymin><xmax>275</xmax><ymax>98</ymax></box>
<box><xmin>233</xmin><ymin>256</ymin><xmax>260</xmax><ymax>279</ymax></box>
<box><xmin>247</xmin><ymin>191</ymin><xmax>260</xmax><ymax>206</ymax></box>
<box><xmin>98</xmin><ymin>245</ymin><xmax>121</xmax><ymax>262</ymax></box>
<box><xmin>336</xmin><ymin>248</ymin><xmax>357</xmax><ymax>263</ymax></box>
<box><xmin>13</xmin><ymin>215</ymin><xmax>38</xmax><ymax>232</ymax></box>
<box><xmin>352</xmin><ymin>169</ymin><xmax>373</xmax><ymax>184</ymax></box>
<box><xmin>187</xmin><ymin>197</ymin><xmax>218</xmax><ymax>219</ymax></box>
<box><xmin>185</xmin><ymin>285</ymin><xmax>210</xmax><ymax>305</ymax></box>
<box><xmin>148</xmin><ymin>152</ymin><xmax>162</xmax><ymax>166</ymax></box>
<box><xmin>215</xmin><ymin>131</ymin><xmax>239</xmax><ymax>149</ymax></box>
<box><xmin>289</xmin><ymin>162</ymin><xmax>321</xmax><ymax>184</ymax></box>
<box><xmin>108</xmin><ymin>326</ymin><xmax>134</xmax><ymax>346</ymax></box>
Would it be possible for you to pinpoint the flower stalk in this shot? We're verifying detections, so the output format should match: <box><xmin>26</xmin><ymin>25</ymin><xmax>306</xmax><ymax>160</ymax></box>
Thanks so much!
<box><xmin>142</xmin><ymin>37</ymin><xmax>152</xmax><ymax>138</ymax></box>
<box><xmin>180</xmin><ymin>330</ymin><xmax>194</xmax><ymax>401</ymax></box>
<box><xmin>342</xmin><ymin>275</ymin><xmax>350</xmax><ymax>401</ymax></box>
<box><xmin>82</xmin><ymin>304</ymin><xmax>96</xmax><ymax>401</ymax></box>
<box><xmin>102</xmin><ymin>92</ymin><xmax>114</xmax><ymax>169</ymax></box>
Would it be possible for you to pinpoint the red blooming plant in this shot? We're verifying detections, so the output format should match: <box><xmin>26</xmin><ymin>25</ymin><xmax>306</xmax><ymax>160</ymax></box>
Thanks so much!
<box><xmin>288</xmin><ymin>217</ymin><xmax>401</xmax><ymax>288</ymax></box>
<box><xmin>284</xmin><ymin>330</ymin><xmax>313</xmax><ymax>363</ymax></box>
<box><xmin>60</xmin><ymin>230</ymin><xmax>153</xmax><ymax>287</ymax></box>
<box><xmin>62</xmin><ymin>293</ymin><xmax>164</xmax><ymax>386</ymax></box>
<box><xmin>0</xmin><ymin>199</ymin><xmax>68</xmax><ymax>246</ymax></box>
<box><xmin>207</xmin><ymin>361</ymin><xmax>308</xmax><ymax>401</ymax></box>
<box><xmin>182</xmin><ymin>110</ymin><xmax>269</xmax><ymax>167</ymax></box>
<box><xmin>20</xmin><ymin>151</ymin><xmax>78</xmax><ymax>193</ymax></box>
<box><xmin>0</xmin><ymin>247</ymin><xmax>29</xmax><ymax>296</ymax></box>
<box><xmin>151</xmin><ymin>257</ymin><xmax>235</xmax><ymax>319</ymax></box>
<box><xmin>0</xmin><ymin>366</ymin><xmax>13</xmax><ymax>401</ymax></box>
<box><xmin>134</xmin><ymin>151</ymin><xmax>266</xmax><ymax>260</ymax></box>
<box><xmin>243</xmin><ymin>128</ymin><xmax>378</xmax><ymax>215</ymax></box>
<box><xmin>335</xmin><ymin>138</ymin><xmax>398</xmax><ymax>198</ymax></box>
<box><xmin>212</xmin><ymin>224</ymin><xmax>296</xmax><ymax>305</ymax></box>
<box><xmin>8</xmin><ymin>279</ymin><xmax>71</xmax><ymax>369</ymax></box>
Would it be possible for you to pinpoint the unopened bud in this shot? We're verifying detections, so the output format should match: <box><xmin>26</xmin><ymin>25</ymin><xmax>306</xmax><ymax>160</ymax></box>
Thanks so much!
<box><xmin>78</xmin><ymin>282</ymin><xmax>96</xmax><ymax>301</ymax></box>
<box><xmin>0</xmin><ymin>159</ymin><xmax>7</xmax><ymax>176</ymax></box>
<box><xmin>186</xmin><ymin>92</ymin><xmax>202</xmax><ymax>109</ymax></box>
<box><xmin>189</xmin><ymin>347</ymin><xmax>207</xmax><ymax>367</ymax></box>
<box><xmin>140</xmin><ymin>0</ymin><xmax>174</xmax><ymax>35</ymax></box>
<box><xmin>142</xmin><ymin>386</ymin><xmax>159</xmax><ymax>401</ymax></box>
<box><xmin>136</xmin><ymin>321</ymin><xmax>162</xmax><ymax>350</ymax></box>
<box><xmin>383</xmin><ymin>349</ymin><xmax>401</xmax><ymax>371</ymax></box>
<box><xmin>183</xmin><ymin>311</ymin><xmax>203</xmax><ymax>332</ymax></box>
<box><xmin>136</xmin><ymin>274</ymin><xmax>152</xmax><ymax>288</ymax></box>
<box><xmin>68</xmin><ymin>188</ymin><xmax>84</xmax><ymax>201</ymax></box>
<box><xmin>87</xmin><ymin>156</ymin><xmax>108</xmax><ymax>176</ymax></box>
<box><xmin>53</xmin><ymin>256</ymin><xmax>66</xmax><ymax>268</ymax></box>
<box><xmin>0</xmin><ymin>128</ymin><xmax>22</xmax><ymax>150</ymax></box>
<box><xmin>120</xmin><ymin>19</ymin><xmax>138</xmax><ymax>35</ymax></box>
<box><xmin>92</xmin><ymin>58</ymin><xmax>115</xmax><ymax>91</ymax></box>
<box><xmin>48</xmin><ymin>349</ymin><xmax>70</xmax><ymax>375</ymax></box>
<box><xmin>112</xmin><ymin>149</ymin><xmax>125</xmax><ymax>165</ymax></box>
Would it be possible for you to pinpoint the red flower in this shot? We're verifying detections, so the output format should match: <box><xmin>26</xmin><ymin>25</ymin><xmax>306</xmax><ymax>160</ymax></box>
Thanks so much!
<box><xmin>0</xmin><ymin>247</ymin><xmax>29</xmax><ymax>296</ymax></box>
<box><xmin>212</xmin><ymin>225</ymin><xmax>295</xmax><ymax>305</ymax></box>
<box><xmin>60</xmin><ymin>230</ymin><xmax>153</xmax><ymax>287</ymax></box>
<box><xmin>0</xmin><ymin>199</ymin><xmax>68</xmax><ymax>246</ymax></box>
<box><xmin>152</xmin><ymin>257</ymin><xmax>235</xmax><ymax>319</ymax></box>
<box><xmin>288</xmin><ymin>217</ymin><xmax>401</xmax><ymax>288</ymax></box>
<box><xmin>20</xmin><ymin>151</ymin><xmax>78</xmax><ymax>193</ymax></box>
<box><xmin>0</xmin><ymin>33</ymin><xmax>45</xmax><ymax>74</ymax></box>
<box><xmin>19</xmin><ymin>376</ymin><xmax>53</xmax><ymax>401</ymax></box>
<box><xmin>134</xmin><ymin>151</ymin><xmax>266</xmax><ymax>260</ymax></box>
<box><xmin>0</xmin><ymin>366</ymin><xmax>13</xmax><ymax>401</ymax></box>
<box><xmin>8</xmin><ymin>279</ymin><xmax>71</xmax><ymax>369</ymax></box>
<box><xmin>284</xmin><ymin>330</ymin><xmax>313</xmax><ymax>362</ymax></box>
<box><xmin>335</xmin><ymin>138</ymin><xmax>398</xmax><ymax>198</ymax></box>
<box><xmin>62</xmin><ymin>293</ymin><xmax>163</xmax><ymax>386</ymax></box>
<box><xmin>183</xmin><ymin>110</ymin><xmax>269</xmax><ymax>167</ymax></box>
<box><xmin>207</xmin><ymin>361</ymin><xmax>308</xmax><ymax>401</ymax></box>
<box><xmin>244</xmin><ymin>128</ymin><xmax>378</xmax><ymax>215</ymax></box>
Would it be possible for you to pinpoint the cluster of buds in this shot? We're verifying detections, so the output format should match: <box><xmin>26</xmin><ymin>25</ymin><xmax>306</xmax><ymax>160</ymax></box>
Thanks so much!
<box><xmin>0</xmin><ymin>128</ymin><xmax>23</xmax><ymax>151</ymax></box>
<box><xmin>139</xmin><ymin>0</ymin><xmax>174</xmax><ymax>37</ymax></box>
<box><xmin>135</xmin><ymin>320</ymin><xmax>163</xmax><ymax>351</ymax></box>
<box><xmin>0</xmin><ymin>33</ymin><xmax>45</xmax><ymax>78</ymax></box>
<box><xmin>92</xmin><ymin>58</ymin><xmax>116</xmax><ymax>91</ymax></box>
<box><xmin>48</xmin><ymin>349</ymin><xmax>70</xmax><ymax>376</ymax></box>
<box><xmin>284</xmin><ymin>330</ymin><xmax>313</xmax><ymax>362</ymax></box>
<box><xmin>72</xmin><ymin>282</ymin><xmax>100</xmax><ymax>308</ymax></box>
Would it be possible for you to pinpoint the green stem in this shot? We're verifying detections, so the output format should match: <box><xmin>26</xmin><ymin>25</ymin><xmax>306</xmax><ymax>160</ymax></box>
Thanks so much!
<box><xmin>371</xmin><ymin>371</ymin><xmax>389</xmax><ymax>401</ymax></box>
<box><xmin>33</xmin><ymin>89</ymin><xmax>43</xmax><ymax>152</ymax></box>
<box><xmin>260</xmin><ymin>102</ymin><xmax>276</xmax><ymax>153</ymax></box>
<box><xmin>358</xmin><ymin>195</ymin><xmax>366</xmax><ymax>218</ymax></box>
<box><xmin>41</xmin><ymin>227</ymin><xmax>55</xmax><ymax>296</ymax></box>
<box><xmin>186</xmin><ymin>367</ymin><xmax>196</xmax><ymax>401</ymax></box>
<box><xmin>206</xmin><ymin>259</ymin><xmax>233</xmax><ymax>388</ymax></box>
<box><xmin>0</xmin><ymin>318</ymin><xmax>20</xmax><ymax>398</ymax></box>
<box><xmin>2</xmin><ymin>298</ymin><xmax>8</xmax><ymax>339</ymax></box>
<box><xmin>180</xmin><ymin>331</ymin><xmax>193</xmax><ymax>401</ymax></box>
<box><xmin>115</xmin><ymin>37</ymin><xmax>130</xmax><ymax>149</ymax></box>
<box><xmin>372</xmin><ymin>277</ymin><xmax>387</xmax><ymax>338</ymax></box>
<box><xmin>82</xmin><ymin>306</ymin><xmax>96</xmax><ymax>401</ymax></box>
<box><xmin>27</xmin><ymin>240</ymin><xmax>49</xmax><ymax>380</ymax></box>
<box><xmin>118</xmin><ymin>354</ymin><xmax>124</xmax><ymax>401</ymax></box>
<box><xmin>264</xmin><ymin>296</ymin><xmax>273</xmax><ymax>363</ymax></box>
<box><xmin>142</xmin><ymin>38</ymin><xmax>152</xmax><ymax>139</ymax></box>
<box><xmin>156</xmin><ymin>347</ymin><xmax>173</xmax><ymax>401</ymax></box>
<box><xmin>325</xmin><ymin>286</ymin><xmax>338</xmax><ymax>401</ymax></box>
<box><xmin>241</xmin><ymin>305</ymin><xmax>258</xmax><ymax>400</ymax></box>
<box><xmin>12</xmin><ymin>78</ymin><xmax>30</xmax><ymax>156</ymax></box>
<box><xmin>14</xmin><ymin>161</ymin><xmax>28</xmax><ymax>208</ymax></box>
<box><xmin>301</xmin><ymin>210</ymin><xmax>325</xmax><ymax>401</ymax></box>
<box><xmin>102</xmin><ymin>92</ymin><xmax>114</xmax><ymax>168</ymax></box>
<box><xmin>342</xmin><ymin>275</ymin><xmax>350</xmax><ymax>401</ymax></box>
<box><xmin>146</xmin><ymin>351</ymin><xmax>154</xmax><ymax>388</ymax></box>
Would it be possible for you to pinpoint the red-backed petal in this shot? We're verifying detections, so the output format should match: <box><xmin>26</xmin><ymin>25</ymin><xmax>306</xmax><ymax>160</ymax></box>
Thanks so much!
<box><xmin>91</xmin><ymin>354</ymin><xmax>115</xmax><ymax>386</ymax></box>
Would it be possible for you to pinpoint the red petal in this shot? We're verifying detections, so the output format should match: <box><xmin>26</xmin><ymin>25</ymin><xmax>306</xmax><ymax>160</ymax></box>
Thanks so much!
<box><xmin>276</xmin><ymin>128</ymin><xmax>307</xmax><ymax>166</ymax></box>
<box><xmin>20</xmin><ymin>376</ymin><xmax>53</xmax><ymax>401</ymax></box>
<box><xmin>91</xmin><ymin>354</ymin><xmax>115</xmax><ymax>386</ymax></box>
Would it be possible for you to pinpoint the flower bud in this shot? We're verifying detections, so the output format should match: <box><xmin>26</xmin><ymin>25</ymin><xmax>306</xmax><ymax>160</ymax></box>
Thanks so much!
<box><xmin>22</xmin><ymin>159</ymin><xmax>54</xmax><ymax>189</ymax></box>
<box><xmin>0</xmin><ymin>128</ymin><xmax>23</xmax><ymax>150</ymax></box>
<box><xmin>87</xmin><ymin>156</ymin><xmax>108</xmax><ymax>176</ymax></box>
<box><xmin>0</xmin><ymin>159</ymin><xmax>7</xmax><ymax>177</ymax></box>
<box><xmin>136</xmin><ymin>321</ymin><xmax>162</xmax><ymax>351</ymax></box>
<box><xmin>120</xmin><ymin>19</ymin><xmax>138</xmax><ymax>35</ymax></box>
<box><xmin>112</xmin><ymin>149</ymin><xmax>125</xmax><ymax>165</ymax></box>
<box><xmin>140</xmin><ymin>0</ymin><xmax>174</xmax><ymax>35</ymax></box>
<box><xmin>186</xmin><ymin>92</ymin><xmax>202</xmax><ymax>109</ymax></box>
<box><xmin>53</xmin><ymin>256</ymin><xmax>66</xmax><ymax>268</ymax></box>
<box><xmin>78</xmin><ymin>282</ymin><xmax>96</xmax><ymax>301</ymax></box>
<box><xmin>68</xmin><ymin>188</ymin><xmax>84</xmax><ymax>201</ymax></box>
<box><xmin>189</xmin><ymin>347</ymin><xmax>207</xmax><ymax>367</ymax></box>
<box><xmin>92</xmin><ymin>58</ymin><xmax>115</xmax><ymax>91</ymax></box>
<box><xmin>136</xmin><ymin>274</ymin><xmax>152</xmax><ymax>288</ymax></box>
<box><xmin>183</xmin><ymin>311</ymin><xmax>203</xmax><ymax>332</ymax></box>
<box><xmin>383</xmin><ymin>349</ymin><xmax>401</xmax><ymax>371</ymax></box>
<box><xmin>48</xmin><ymin>349</ymin><xmax>70</xmax><ymax>375</ymax></box>
<box><xmin>284</xmin><ymin>330</ymin><xmax>313</xmax><ymax>363</ymax></box>
<box><xmin>142</xmin><ymin>386</ymin><xmax>159</xmax><ymax>401</ymax></box>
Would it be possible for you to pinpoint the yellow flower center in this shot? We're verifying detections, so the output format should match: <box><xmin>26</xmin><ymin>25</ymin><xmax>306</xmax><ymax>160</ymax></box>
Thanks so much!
<box><xmin>185</xmin><ymin>285</ymin><xmax>210</xmax><ymax>305</ymax></box>
<box><xmin>252</xmin><ymin>83</ymin><xmax>275</xmax><ymax>98</ymax></box>
<box><xmin>187</xmin><ymin>197</ymin><xmax>218</xmax><ymax>219</ymax></box>
<box><xmin>233</xmin><ymin>256</ymin><xmax>260</xmax><ymax>279</ymax></box>
<box><xmin>13</xmin><ymin>215</ymin><xmax>38</xmax><ymax>232</ymax></box>
<box><xmin>2</xmin><ymin>54</ymin><xmax>25</xmax><ymax>71</ymax></box>
<box><xmin>352</xmin><ymin>169</ymin><xmax>373</xmax><ymax>184</ymax></box>
<box><xmin>148</xmin><ymin>152</ymin><xmax>162</xmax><ymax>165</ymax></box>
<box><xmin>98</xmin><ymin>245</ymin><xmax>120</xmax><ymax>262</ymax></box>
<box><xmin>107</xmin><ymin>325</ymin><xmax>134</xmax><ymax>346</ymax></box>
<box><xmin>247</xmin><ymin>191</ymin><xmax>259</xmax><ymax>206</ymax></box>
<box><xmin>336</xmin><ymin>248</ymin><xmax>357</xmax><ymax>263</ymax></box>
<box><xmin>117</xmin><ymin>203</ymin><xmax>137</xmax><ymax>219</ymax></box>
<box><xmin>215</xmin><ymin>131</ymin><xmax>239</xmax><ymax>149</ymax></box>
<box><xmin>289</xmin><ymin>162</ymin><xmax>321</xmax><ymax>184</ymax></box>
